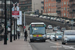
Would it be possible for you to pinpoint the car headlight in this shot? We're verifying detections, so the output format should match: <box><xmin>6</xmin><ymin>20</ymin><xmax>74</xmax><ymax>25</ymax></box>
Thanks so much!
<box><xmin>43</xmin><ymin>35</ymin><xmax>46</xmax><ymax>38</ymax></box>
<box><xmin>56</xmin><ymin>36</ymin><xmax>58</xmax><ymax>38</ymax></box>
<box><xmin>30</xmin><ymin>35</ymin><xmax>33</xmax><ymax>39</ymax></box>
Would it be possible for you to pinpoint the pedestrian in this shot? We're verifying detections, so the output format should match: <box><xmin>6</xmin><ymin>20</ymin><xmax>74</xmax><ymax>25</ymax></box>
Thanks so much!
<box><xmin>17</xmin><ymin>26</ymin><xmax>20</xmax><ymax>39</ymax></box>
<box><xmin>17</xmin><ymin>31</ymin><xmax>20</xmax><ymax>39</ymax></box>
<box><xmin>24</xmin><ymin>30</ymin><xmax>28</xmax><ymax>41</ymax></box>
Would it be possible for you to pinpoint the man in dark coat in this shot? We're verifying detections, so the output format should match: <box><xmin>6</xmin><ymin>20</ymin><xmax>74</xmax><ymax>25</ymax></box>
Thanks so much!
<box><xmin>24</xmin><ymin>30</ymin><xmax>28</xmax><ymax>41</ymax></box>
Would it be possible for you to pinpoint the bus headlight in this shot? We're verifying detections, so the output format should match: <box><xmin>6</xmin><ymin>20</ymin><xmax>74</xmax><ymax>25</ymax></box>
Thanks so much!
<box><xmin>30</xmin><ymin>35</ymin><xmax>33</xmax><ymax>39</ymax></box>
<box><xmin>43</xmin><ymin>35</ymin><xmax>46</xmax><ymax>38</ymax></box>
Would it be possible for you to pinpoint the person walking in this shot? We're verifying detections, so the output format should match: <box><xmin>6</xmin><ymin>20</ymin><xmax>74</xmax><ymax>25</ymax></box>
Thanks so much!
<box><xmin>17</xmin><ymin>26</ymin><xmax>20</xmax><ymax>39</ymax></box>
<box><xmin>24</xmin><ymin>30</ymin><xmax>28</xmax><ymax>41</ymax></box>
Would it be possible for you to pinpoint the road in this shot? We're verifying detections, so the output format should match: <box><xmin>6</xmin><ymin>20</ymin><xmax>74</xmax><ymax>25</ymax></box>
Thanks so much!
<box><xmin>25</xmin><ymin>16</ymin><xmax>75</xmax><ymax>50</ymax></box>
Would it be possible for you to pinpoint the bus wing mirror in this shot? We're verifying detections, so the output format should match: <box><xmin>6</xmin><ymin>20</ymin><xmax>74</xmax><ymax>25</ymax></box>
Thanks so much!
<box><xmin>28</xmin><ymin>27</ymin><xmax>30</xmax><ymax>30</ymax></box>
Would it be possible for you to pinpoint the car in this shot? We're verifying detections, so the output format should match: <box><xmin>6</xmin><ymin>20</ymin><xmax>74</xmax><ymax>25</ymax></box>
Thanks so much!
<box><xmin>62</xmin><ymin>30</ymin><xmax>75</xmax><ymax>45</ymax></box>
<box><xmin>46</xmin><ymin>33</ymin><xmax>50</xmax><ymax>39</ymax></box>
<box><xmin>56</xmin><ymin>18</ymin><xmax>61</xmax><ymax>22</ymax></box>
<box><xmin>55</xmin><ymin>31</ymin><xmax>63</xmax><ymax>41</ymax></box>
<box><xmin>56</xmin><ymin>26</ymin><xmax>61</xmax><ymax>29</ymax></box>
<box><xmin>50</xmin><ymin>17</ymin><xmax>54</xmax><ymax>20</ymax></box>
<box><xmin>47</xmin><ymin>25</ymin><xmax>52</xmax><ymax>29</ymax></box>
<box><xmin>61</xmin><ymin>27</ymin><xmax>66</xmax><ymax>32</ymax></box>
<box><xmin>39</xmin><ymin>15</ymin><xmax>43</xmax><ymax>18</ymax></box>
<box><xmin>53</xmin><ymin>27</ymin><xmax>58</xmax><ymax>31</ymax></box>
<box><xmin>50</xmin><ymin>32</ymin><xmax>55</xmax><ymax>41</ymax></box>
<box><xmin>43</xmin><ymin>16</ymin><xmax>47</xmax><ymax>19</ymax></box>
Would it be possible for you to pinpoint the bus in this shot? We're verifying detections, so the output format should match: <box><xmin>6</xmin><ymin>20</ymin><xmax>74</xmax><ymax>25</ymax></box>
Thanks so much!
<box><xmin>28</xmin><ymin>22</ymin><xmax>46</xmax><ymax>42</ymax></box>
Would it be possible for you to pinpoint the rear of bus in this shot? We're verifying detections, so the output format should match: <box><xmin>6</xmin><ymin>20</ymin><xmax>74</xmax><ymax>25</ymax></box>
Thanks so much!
<box><xmin>28</xmin><ymin>22</ymin><xmax>46</xmax><ymax>42</ymax></box>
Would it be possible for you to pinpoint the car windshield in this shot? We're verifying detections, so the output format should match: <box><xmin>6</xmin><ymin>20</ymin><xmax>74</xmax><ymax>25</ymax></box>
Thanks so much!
<box><xmin>30</xmin><ymin>27</ymin><xmax>45</xmax><ymax>34</ymax></box>
<box><xmin>56</xmin><ymin>32</ymin><xmax>63</xmax><ymax>35</ymax></box>
<box><xmin>65</xmin><ymin>32</ymin><xmax>75</xmax><ymax>35</ymax></box>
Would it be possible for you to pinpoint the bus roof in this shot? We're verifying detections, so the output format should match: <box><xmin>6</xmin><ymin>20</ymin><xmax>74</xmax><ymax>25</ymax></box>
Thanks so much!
<box><xmin>30</xmin><ymin>22</ymin><xmax>45</xmax><ymax>25</ymax></box>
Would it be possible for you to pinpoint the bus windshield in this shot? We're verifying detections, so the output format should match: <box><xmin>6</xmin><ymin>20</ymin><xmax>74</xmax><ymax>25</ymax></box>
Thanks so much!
<box><xmin>30</xmin><ymin>27</ymin><xmax>45</xmax><ymax>34</ymax></box>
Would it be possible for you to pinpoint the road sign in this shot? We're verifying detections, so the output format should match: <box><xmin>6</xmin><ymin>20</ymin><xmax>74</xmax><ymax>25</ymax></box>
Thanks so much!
<box><xmin>24</xmin><ymin>26</ymin><xmax>26</xmax><ymax>29</ymax></box>
<box><xmin>12</xmin><ymin>11</ymin><xmax>19</xmax><ymax>18</ymax></box>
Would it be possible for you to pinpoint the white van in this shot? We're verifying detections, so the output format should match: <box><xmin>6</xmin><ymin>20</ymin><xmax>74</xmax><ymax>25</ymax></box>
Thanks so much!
<box><xmin>62</xmin><ymin>30</ymin><xmax>75</xmax><ymax>44</ymax></box>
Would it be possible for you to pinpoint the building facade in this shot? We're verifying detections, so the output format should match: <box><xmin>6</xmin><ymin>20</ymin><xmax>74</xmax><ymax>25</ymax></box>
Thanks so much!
<box><xmin>44</xmin><ymin>0</ymin><xmax>57</xmax><ymax>16</ymax></box>
<box><xmin>68</xmin><ymin>0</ymin><xmax>75</xmax><ymax>18</ymax></box>
<box><xmin>19</xmin><ymin>0</ymin><xmax>32</xmax><ymax>12</ymax></box>
<box><xmin>32</xmin><ymin>0</ymin><xmax>43</xmax><ymax>14</ymax></box>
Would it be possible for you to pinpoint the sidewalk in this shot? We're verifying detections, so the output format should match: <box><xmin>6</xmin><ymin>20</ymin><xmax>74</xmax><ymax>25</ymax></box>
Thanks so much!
<box><xmin>0</xmin><ymin>39</ymin><xmax>32</xmax><ymax>50</ymax></box>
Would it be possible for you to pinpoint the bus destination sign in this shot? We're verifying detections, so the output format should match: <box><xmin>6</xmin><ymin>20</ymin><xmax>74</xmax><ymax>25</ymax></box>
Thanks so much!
<box><xmin>31</xmin><ymin>24</ymin><xmax>44</xmax><ymax>27</ymax></box>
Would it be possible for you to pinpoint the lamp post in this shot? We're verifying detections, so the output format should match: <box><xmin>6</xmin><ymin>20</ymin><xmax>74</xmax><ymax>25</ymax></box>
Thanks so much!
<box><xmin>4</xmin><ymin>0</ymin><xmax>7</xmax><ymax>45</ymax></box>
<box><xmin>10</xmin><ymin>0</ymin><xmax>12</xmax><ymax>42</ymax></box>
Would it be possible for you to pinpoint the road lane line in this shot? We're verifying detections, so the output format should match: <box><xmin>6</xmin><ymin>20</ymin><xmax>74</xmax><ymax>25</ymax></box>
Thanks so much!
<box><xmin>49</xmin><ymin>41</ymin><xmax>75</xmax><ymax>50</ymax></box>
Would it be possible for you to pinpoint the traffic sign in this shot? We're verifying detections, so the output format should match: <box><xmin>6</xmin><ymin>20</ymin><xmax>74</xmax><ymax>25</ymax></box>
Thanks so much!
<box><xmin>24</xmin><ymin>26</ymin><xmax>26</xmax><ymax>29</ymax></box>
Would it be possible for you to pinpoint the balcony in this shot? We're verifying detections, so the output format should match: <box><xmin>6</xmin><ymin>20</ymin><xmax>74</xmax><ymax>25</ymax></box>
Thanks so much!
<box><xmin>56</xmin><ymin>10</ymin><xmax>61</xmax><ymax>14</ymax></box>
<box><xmin>56</xmin><ymin>0</ymin><xmax>61</xmax><ymax>3</ymax></box>
<box><xmin>41</xmin><ymin>1</ymin><xmax>44</xmax><ymax>4</ymax></box>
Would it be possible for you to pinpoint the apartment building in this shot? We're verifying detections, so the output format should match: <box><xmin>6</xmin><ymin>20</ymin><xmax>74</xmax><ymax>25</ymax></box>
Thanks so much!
<box><xmin>56</xmin><ymin>0</ymin><xmax>75</xmax><ymax>18</ymax></box>
<box><xmin>41</xmin><ymin>0</ymin><xmax>44</xmax><ymax>14</ymax></box>
<box><xmin>19</xmin><ymin>0</ymin><xmax>32</xmax><ymax>12</ymax></box>
<box><xmin>44</xmin><ymin>0</ymin><xmax>57</xmax><ymax>16</ymax></box>
<box><xmin>68</xmin><ymin>0</ymin><xmax>75</xmax><ymax>18</ymax></box>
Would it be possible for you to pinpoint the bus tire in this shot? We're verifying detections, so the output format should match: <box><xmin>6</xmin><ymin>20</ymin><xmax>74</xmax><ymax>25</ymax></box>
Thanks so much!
<box><xmin>43</xmin><ymin>40</ymin><xmax>45</xmax><ymax>42</ymax></box>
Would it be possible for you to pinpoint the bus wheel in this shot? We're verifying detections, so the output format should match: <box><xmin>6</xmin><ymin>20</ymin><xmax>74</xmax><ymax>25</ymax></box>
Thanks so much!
<box><xmin>43</xmin><ymin>40</ymin><xmax>45</xmax><ymax>42</ymax></box>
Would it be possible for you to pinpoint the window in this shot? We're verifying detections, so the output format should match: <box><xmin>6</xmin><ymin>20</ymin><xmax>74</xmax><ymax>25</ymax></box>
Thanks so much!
<box><xmin>64</xmin><ymin>13</ymin><xmax>66</xmax><ymax>16</ymax></box>
<box><xmin>62</xmin><ymin>2</ymin><xmax>63</xmax><ymax>6</ymax></box>
<box><xmin>67</xmin><ymin>13</ymin><xmax>68</xmax><ymax>17</ymax></box>
<box><xmin>62</xmin><ymin>13</ymin><xmax>63</xmax><ymax>17</ymax></box>
<box><xmin>64</xmin><ymin>2</ymin><xmax>66</xmax><ymax>5</ymax></box>
<box><xmin>49</xmin><ymin>3</ymin><xmax>50</xmax><ymax>6</ymax></box>
<box><xmin>64</xmin><ymin>7</ymin><xmax>66</xmax><ymax>10</ymax></box>
<box><xmin>67</xmin><ymin>2</ymin><xmax>68</xmax><ymax>5</ymax></box>
<box><xmin>45</xmin><ymin>0</ymin><xmax>46</xmax><ymax>2</ymax></box>
<box><xmin>45</xmin><ymin>9</ymin><xmax>46</xmax><ymax>12</ymax></box>
<box><xmin>49</xmin><ymin>8</ymin><xmax>50</xmax><ymax>11</ymax></box>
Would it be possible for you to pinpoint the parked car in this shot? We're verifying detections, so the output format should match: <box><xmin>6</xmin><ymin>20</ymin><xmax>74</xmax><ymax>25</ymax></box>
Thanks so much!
<box><xmin>56</xmin><ymin>26</ymin><xmax>61</xmax><ymax>29</ymax></box>
<box><xmin>50</xmin><ymin>32</ymin><xmax>55</xmax><ymax>41</ymax></box>
<box><xmin>50</xmin><ymin>17</ymin><xmax>54</xmax><ymax>20</ymax></box>
<box><xmin>47</xmin><ymin>25</ymin><xmax>52</xmax><ymax>29</ymax></box>
<box><xmin>61</xmin><ymin>27</ymin><xmax>66</xmax><ymax>32</ymax></box>
<box><xmin>55</xmin><ymin>32</ymin><xmax>63</xmax><ymax>41</ymax></box>
<box><xmin>46</xmin><ymin>33</ymin><xmax>50</xmax><ymax>39</ymax></box>
<box><xmin>56</xmin><ymin>18</ymin><xmax>61</xmax><ymax>22</ymax></box>
<box><xmin>53</xmin><ymin>27</ymin><xmax>58</xmax><ymax>31</ymax></box>
<box><xmin>62</xmin><ymin>30</ymin><xmax>75</xmax><ymax>45</ymax></box>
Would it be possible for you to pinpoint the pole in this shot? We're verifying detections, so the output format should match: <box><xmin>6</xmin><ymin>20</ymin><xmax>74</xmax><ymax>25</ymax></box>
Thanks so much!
<box><xmin>10</xmin><ymin>0</ymin><xmax>12</xmax><ymax>42</ymax></box>
<box><xmin>14</xmin><ymin>18</ymin><xmax>15</xmax><ymax>40</ymax></box>
<box><xmin>16</xmin><ymin>19</ymin><xmax>17</xmax><ymax>39</ymax></box>
<box><xmin>24</xmin><ymin>12</ymin><xmax>25</xmax><ymax>32</ymax></box>
<box><xmin>4</xmin><ymin>0</ymin><xmax>7</xmax><ymax>45</ymax></box>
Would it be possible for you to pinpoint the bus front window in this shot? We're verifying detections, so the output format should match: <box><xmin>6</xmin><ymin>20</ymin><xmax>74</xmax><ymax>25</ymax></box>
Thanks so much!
<box><xmin>30</xmin><ymin>27</ymin><xmax>45</xmax><ymax>34</ymax></box>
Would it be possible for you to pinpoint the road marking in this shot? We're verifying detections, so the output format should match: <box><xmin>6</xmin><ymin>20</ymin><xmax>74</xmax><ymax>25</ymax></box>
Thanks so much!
<box><xmin>49</xmin><ymin>41</ymin><xmax>75</xmax><ymax>50</ymax></box>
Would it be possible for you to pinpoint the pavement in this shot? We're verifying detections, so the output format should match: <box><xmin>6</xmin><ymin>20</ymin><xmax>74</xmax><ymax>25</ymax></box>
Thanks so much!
<box><xmin>0</xmin><ymin>25</ymin><xmax>33</xmax><ymax>50</ymax></box>
<box><xmin>0</xmin><ymin>38</ymin><xmax>32</xmax><ymax>50</ymax></box>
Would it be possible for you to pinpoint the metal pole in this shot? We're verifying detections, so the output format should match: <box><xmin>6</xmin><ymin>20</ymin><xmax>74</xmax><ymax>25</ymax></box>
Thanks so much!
<box><xmin>10</xmin><ymin>0</ymin><xmax>12</xmax><ymax>42</ymax></box>
<box><xmin>24</xmin><ymin>12</ymin><xmax>25</xmax><ymax>32</ymax></box>
<box><xmin>14</xmin><ymin>18</ymin><xmax>15</xmax><ymax>40</ymax></box>
<box><xmin>4</xmin><ymin>0</ymin><xmax>7</xmax><ymax>45</ymax></box>
<box><xmin>16</xmin><ymin>19</ymin><xmax>17</xmax><ymax>39</ymax></box>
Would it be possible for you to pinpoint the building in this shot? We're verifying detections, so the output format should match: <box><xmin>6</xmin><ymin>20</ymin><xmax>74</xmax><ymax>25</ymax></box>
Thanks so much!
<box><xmin>19</xmin><ymin>0</ymin><xmax>32</xmax><ymax>12</ymax></box>
<box><xmin>68</xmin><ymin>0</ymin><xmax>75</xmax><ymax>18</ymax></box>
<box><xmin>44</xmin><ymin>0</ymin><xmax>57</xmax><ymax>16</ymax></box>
<box><xmin>32</xmin><ymin>0</ymin><xmax>43</xmax><ymax>14</ymax></box>
<box><xmin>56</xmin><ymin>0</ymin><xmax>75</xmax><ymax>18</ymax></box>
<box><xmin>41</xmin><ymin>0</ymin><xmax>44</xmax><ymax>14</ymax></box>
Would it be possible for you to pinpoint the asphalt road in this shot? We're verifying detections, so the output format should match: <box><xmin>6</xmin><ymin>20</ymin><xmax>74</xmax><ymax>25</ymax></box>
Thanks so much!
<box><xmin>25</xmin><ymin>16</ymin><xmax>75</xmax><ymax>50</ymax></box>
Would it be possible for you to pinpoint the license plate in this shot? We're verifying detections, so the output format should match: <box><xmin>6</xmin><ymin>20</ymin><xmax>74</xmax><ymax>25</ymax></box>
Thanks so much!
<box><xmin>33</xmin><ymin>35</ymin><xmax>42</xmax><ymax>37</ymax></box>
